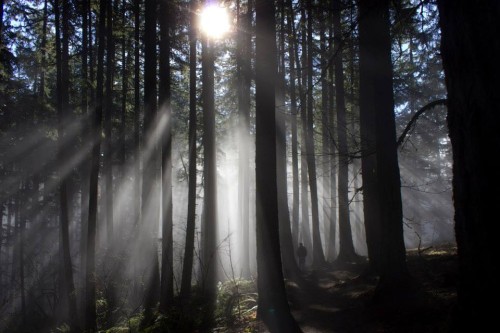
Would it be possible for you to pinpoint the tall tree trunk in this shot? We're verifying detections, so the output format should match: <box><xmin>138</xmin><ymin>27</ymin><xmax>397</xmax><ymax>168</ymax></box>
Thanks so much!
<box><xmin>437</xmin><ymin>1</ymin><xmax>499</xmax><ymax>330</ymax></box>
<box><xmin>334</xmin><ymin>0</ymin><xmax>357</xmax><ymax>262</ymax></box>
<box><xmin>327</xmin><ymin>21</ymin><xmax>337</xmax><ymax>262</ymax></box>
<box><xmin>276</xmin><ymin>0</ymin><xmax>301</xmax><ymax>280</ymax></box>
<box><xmin>141</xmin><ymin>0</ymin><xmax>160</xmax><ymax>325</ymax></box>
<box><xmin>201</xmin><ymin>31</ymin><xmax>217</xmax><ymax>327</ymax></box>
<box><xmin>237</xmin><ymin>0</ymin><xmax>252</xmax><ymax>280</ymax></box>
<box><xmin>358</xmin><ymin>3</ymin><xmax>380</xmax><ymax>274</ymax></box>
<box><xmin>180</xmin><ymin>0</ymin><xmax>198</xmax><ymax>300</ymax></box>
<box><xmin>119</xmin><ymin>0</ymin><xmax>128</xmax><ymax>192</ymax></box>
<box><xmin>358</xmin><ymin>0</ymin><xmax>410</xmax><ymax>299</ymax></box>
<box><xmin>286</xmin><ymin>0</ymin><xmax>300</xmax><ymax>251</ymax></box>
<box><xmin>104</xmin><ymin>0</ymin><xmax>114</xmax><ymax>243</ymax></box>
<box><xmin>255</xmin><ymin>0</ymin><xmax>301</xmax><ymax>331</ymax></box>
<box><xmin>159</xmin><ymin>0</ymin><xmax>173</xmax><ymax>311</ymax></box>
<box><xmin>304</xmin><ymin>0</ymin><xmax>325</xmax><ymax>266</ymax></box>
<box><xmin>86</xmin><ymin>0</ymin><xmax>106</xmax><ymax>330</ymax></box>
<box><xmin>320</xmin><ymin>10</ymin><xmax>330</xmax><ymax>264</ymax></box>
<box><xmin>56</xmin><ymin>1</ymin><xmax>78</xmax><ymax>329</ymax></box>
<box><xmin>298</xmin><ymin>8</ymin><xmax>312</xmax><ymax>255</ymax></box>
<box><xmin>79</xmin><ymin>0</ymin><xmax>90</xmax><ymax>315</ymax></box>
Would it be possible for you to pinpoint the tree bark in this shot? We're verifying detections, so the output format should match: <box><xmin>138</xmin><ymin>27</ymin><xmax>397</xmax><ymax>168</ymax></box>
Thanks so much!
<box><xmin>437</xmin><ymin>1</ymin><xmax>499</xmax><ymax>330</ymax></box>
<box><xmin>255</xmin><ymin>0</ymin><xmax>301</xmax><ymax>331</ymax></box>
<box><xmin>237</xmin><ymin>0</ymin><xmax>252</xmax><ymax>280</ymax></box>
<box><xmin>56</xmin><ymin>0</ymin><xmax>78</xmax><ymax>329</ymax></box>
<box><xmin>159</xmin><ymin>0</ymin><xmax>174</xmax><ymax>311</ymax></box>
<box><xmin>334</xmin><ymin>0</ymin><xmax>357</xmax><ymax>262</ymax></box>
<box><xmin>201</xmin><ymin>19</ymin><xmax>218</xmax><ymax>326</ymax></box>
<box><xmin>305</xmin><ymin>0</ymin><xmax>326</xmax><ymax>267</ymax></box>
<box><xmin>86</xmin><ymin>0</ymin><xmax>106</xmax><ymax>330</ymax></box>
<box><xmin>180</xmin><ymin>0</ymin><xmax>198</xmax><ymax>301</ymax></box>
<box><xmin>358</xmin><ymin>0</ymin><xmax>410</xmax><ymax>298</ymax></box>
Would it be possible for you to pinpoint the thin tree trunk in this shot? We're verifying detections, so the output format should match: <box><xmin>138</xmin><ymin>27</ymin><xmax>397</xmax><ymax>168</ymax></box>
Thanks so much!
<box><xmin>104</xmin><ymin>0</ymin><xmax>114</xmax><ymax>242</ymax></box>
<box><xmin>299</xmin><ymin>7</ymin><xmax>312</xmax><ymax>256</ymax></box>
<box><xmin>237</xmin><ymin>0</ymin><xmax>252</xmax><ymax>280</ymax></box>
<box><xmin>56</xmin><ymin>1</ymin><xmax>78</xmax><ymax>329</ymax></box>
<box><xmin>255</xmin><ymin>0</ymin><xmax>301</xmax><ymax>330</ymax></box>
<box><xmin>159</xmin><ymin>0</ymin><xmax>173</xmax><ymax>311</ymax></box>
<box><xmin>180</xmin><ymin>0</ymin><xmax>198</xmax><ymax>300</ymax></box>
<box><xmin>305</xmin><ymin>0</ymin><xmax>325</xmax><ymax>266</ymax></box>
<box><xmin>286</xmin><ymin>0</ymin><xmax>299</xmax><ymax>250</ymax></box>
<box><xmin>86</xmin><ymin>0</ymin><xmax>106</xmax><ymax>330</ymax></box>
<box><xmin>141</xmin><ymin>0</ymin><xmax>160</xmax><ymax>325</ymax></box>
<box><xmin>276</xmin><ymin>0</ymin><xmax>301</xmax><ymax>280</ymax></box>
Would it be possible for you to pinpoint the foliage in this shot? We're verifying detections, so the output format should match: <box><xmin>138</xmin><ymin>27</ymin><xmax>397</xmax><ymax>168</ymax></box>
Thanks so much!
<box><xmin>215</xmin><ymin>278</ymin><xmax>258</xmax><ymax>329</ymax></box>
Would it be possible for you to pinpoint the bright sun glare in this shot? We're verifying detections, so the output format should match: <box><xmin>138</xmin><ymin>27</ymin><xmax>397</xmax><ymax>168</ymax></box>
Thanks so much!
<box><xmin>199</xmin><ymin>5</ymin><xmax>230</xmax><ymax>39</ymax></box>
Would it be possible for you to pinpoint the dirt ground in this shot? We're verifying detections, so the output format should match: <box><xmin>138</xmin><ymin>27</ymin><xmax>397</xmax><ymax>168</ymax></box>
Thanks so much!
<box><xmin>247</xmin><ymin>244</ymin><xmax>458</xmax><ymax>333</ymax></box>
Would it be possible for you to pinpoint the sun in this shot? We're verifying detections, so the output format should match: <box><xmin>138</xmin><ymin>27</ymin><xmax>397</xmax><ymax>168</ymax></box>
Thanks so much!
<box><xmin>199</xmin><ymin>5</ymin><xmax>230</xmax><ymax>39</ymax></box>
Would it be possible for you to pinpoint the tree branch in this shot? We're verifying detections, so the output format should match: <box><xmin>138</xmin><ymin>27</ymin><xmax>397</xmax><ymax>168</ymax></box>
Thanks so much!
<box><xmin>397</xmin><ymin>98</ymin><xmax>447</xmax><ymax>147</ymax></box>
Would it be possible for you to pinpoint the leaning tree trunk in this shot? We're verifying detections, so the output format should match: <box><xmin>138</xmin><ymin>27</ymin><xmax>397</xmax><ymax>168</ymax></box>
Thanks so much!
<box><xmin>437</xmin><ymin>1</ymin><xmax>499</xmax><ymax>330</ymax></box>
<box><xmin>255</xmin><ymin>0</ymin><xmax>301</xmax><ymax>331</ymax></box>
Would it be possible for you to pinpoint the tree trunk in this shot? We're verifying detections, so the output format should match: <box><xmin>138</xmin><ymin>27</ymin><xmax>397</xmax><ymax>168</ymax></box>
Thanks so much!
<box><xmin>201</xmin><ymin>32</ymin><xmax>218</xmax><ymax>327</ymax></box>
<box><xmin>180</xmin><ymin>0</ymin><xmax>198</xmax><ymax>301</ymax></box>
<box><xmin>305</xmin><ymin>0</ymin><xmax>326</xmax><ymax>267</ymax></box>
<box><xmin>159</xmin><ymin>0</ymin><xmax>173</xmax><ymax>311</ymax></box>
<box><xmin>104</xmin><ymin>0</ymin><xmax>114</xmax><ymax>243</ymax></box>
<box><xmin>320</xmin><ymin>11</ymin><xmax>330</xmax><ymax>264</ymax></box>
<box><xmin>56</xmin><ymin>0</ymin><xmax>78</xmax><ymax>329</ymax></box>
<box><xmin>276</xmin><ymin>0</ymin><xmax>301</xmax><ymax>280</ymax></box>
<box><xmin>358</xmin><ymin>0</ymin><xmax>410</xmax><ymax>299</ymax></box>
<box><xmin>286</xmin><ymin>0</ymin><xmax>300</xmax><ymax>251</ymax></box>
<box><xmin>141</xmin><ymin>0</ymin><xmax>160</xmax><ymax>325</ymax></box>
<box><xmin>237</xmin><ymin>0</ymin><xmax>252</xmax><ymax>280</ymax></box>
<box><xmin>299</xmin><ymin>7</ymin><xmax>312</xmax><ymax>256</ymax></box>
<box><xmin>437</xmin><ymin>1</ymin><xmax>499</xmax><ymax>330</ymax></box>
<box><xmin>255</xmin><ymin>0</ymin><xmax>301</xmax><ymax>331</ymax></box>
<box><xmin>86</xmin><ymin>0</ymin><xmax>106</xmax><ymax>330</ymax></box>
<box><xmin>358</xmin><ymin>2</ymin><xmax>381</xmax><ymax>274</ymax></box>
<box><xmin>333</xmin><ymin>0</ymin><xmax>357</xmax><ymax>262</ymax></box>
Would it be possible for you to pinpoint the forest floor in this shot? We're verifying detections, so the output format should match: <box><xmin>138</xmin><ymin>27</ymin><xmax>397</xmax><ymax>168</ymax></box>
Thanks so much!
<box><xmin>230</xmin><ymin>244</ymin><xmax>457</xmax><ymax>333</ymax></box>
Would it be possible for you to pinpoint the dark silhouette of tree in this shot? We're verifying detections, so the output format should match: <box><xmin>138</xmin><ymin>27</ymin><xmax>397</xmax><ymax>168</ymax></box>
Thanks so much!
<box><xmin>104</xmin><ymin>0</ymin><xmax>115</xmax><ymax>242</ymax></box>
<box><xmin>56</xmin><ymin>0</ymin><xmax>78</xmax><ymax>329</ymax></box>
<box><xmin>159</xmin><ymin>0</ymin><xmax>174</xmax><ymax>311</ymax></box>
<box><xmin>201</xmin><ymin>5</ymin><xmax>218</xmax><ymax>324</ymax></box>
<box><xmin>358</xmin><ymin>0</ymin><xmax>411</xmax><ymax>299</ymax></box>
<box><xmin>277</xmin><ymin>0</ymin><xmax>302</xmax><ymax>280</ymax></box>
<box><xmin>437</xmin><ymin>0</ymin><xmax>498</xmax><ymax>330</ymax></box>
<box><xmin>255</xmin><ymin>0</ymin><xmax>301</xmax><ymax>331</ymax></box>
<box><xmin>286</xmin><ymin>0</ymin><xmax>300</xmax><ymax>251</ymax></box>
<box><xmin>334</xmin><ymin>0</ymin><xmax>357</xmax><ymax>263</ymax></box>
<box><xmin>305</xmin><ymin>0</ymin><xmax>326</xmax><ymax>267</ymax></box>
<box><xmin>86</xmin><ymin>0</ymin><xmax>106</xmax><ymax>330</ymax></box>
<box><xmin>141</xmin><ymin>0</ymin><xmax>160</xmax><ymax>325</ymax></box>
<box><xmin>180</xmin><ymin>0</ymin><xmax>198</xmax><ymax>301</ymax></box>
